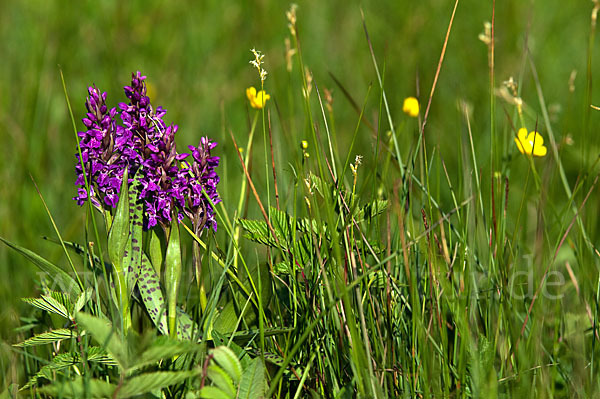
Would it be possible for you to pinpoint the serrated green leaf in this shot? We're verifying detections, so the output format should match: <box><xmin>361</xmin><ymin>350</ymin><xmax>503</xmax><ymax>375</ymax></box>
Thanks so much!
<box><xmin>37</xmin><ymin>377</ymin><xmax>116</xmax><ymax>398</ymax></box>
<box><xmin>21</xmin><ymin>346</ymin><xmax>116</xmax><ymax>389</ymax></box>
<box><xmin>76</xmin><ymin>312</ymin><xmax>128</xmax><ymax>370</ymax></box>
<box><xmin>0</xmin><ymin>236</ymin><xmax>81</xmax><ymax>295</ymax></box>
<box><xmin>211</xmin><ymin>346</ymin><xmax>242</xmax><ymax>384</ymax></box>
<box><xmin>237</xmin><ymin>357</ymin><xmax>265</xmax><ymax>399</ymax></box>
<box><xmin>22</xmin><ymin>295</ymin><xmax>70</xmax><ymax>319</ymax></box>
<box><xmin>269</xmin><ymin>207</ymin><xmax>291</xmax><ymax>242</ymax></box>
<box><xmin>239</xmin><ymin>207</ymin><xmax>294</xmax><ymax>252</ymax></box>
<box><xmin>274</xmin><ymin>261</ymin><xmax>291</xmax><ymax>275</ymax></box>
<box><xmin>119</xmin><ymin>370</ymin><xmax>198</xmax><ymax>398</ymax></box>
<box><xmin>296</xmin><ymin>233</ymin><xmax>314</xmax><ymax>264</ymax></box>
<box><xmin>49</xmin><ymin>290</ymin><xmax>74</xmax><ymax>314</ymax></box>
<box><xmin>207</xmin><ymin>364</ymin><xmax>236</xmax><ymax>398</ymax></box>
<box><xmin>131</xmin><ymin>336</ymin><xmax>201</xmax><ymax>372</ymax></box>
<box><xmin>355</xmin><ymin>199</ymin><xmax>389</xmax><ymax>221</ymax></box>
<box><xmin>297</xmin><ymin>217</ymin><xmax>326</xmax><ymax>235</ymax></box>
<box><xmin>74</xmin><ymin>288</ymin><xmax>93</xmax><ymax>313</ymax></box>
<box><xmin>238</xmin><ymin>219</ymin><xmax>275</xmax><ymax>247</ymax></box>
<box><xmin>14</xmin><ymin>328</ymin><xmax>74</xmax><ymax>347</ymax></box>
<box><xmin>86</xmin><ymin>346</ymin><xmax>118</xmax><ymax>364</ymax></box>
<box><xmin>308</xmin><ymin>172</ymin><xmax>325</xmax><ymax>197</ymax></box>
<box><xmin>199</xmin><ymin>386</ymin><xmax>232</xmax><ymax>399</ymax></box>
<box><xmin>368</xmin><ymin>270</ymin><xmax>386</xmax><ymax>289</ymax></box>
<box><xmin>211</xmin><ymin>331</ymin><xmax>251</xmax><ymax>370</ymax></box>
<box><xmin>108</xmin><ymin>167</ymin><xmax>130</xmax><ymax>271</ymax></box>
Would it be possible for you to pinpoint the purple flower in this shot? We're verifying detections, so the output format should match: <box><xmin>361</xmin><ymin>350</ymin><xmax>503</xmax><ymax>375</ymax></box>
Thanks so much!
<box><xmin>74</xmin><ymin>71</ymin><xmax>220</xmax><ymax>233</ymax></box>
<box><xmin>175</xmin><ymin>137</ymin><xmax>221</xmax><ymax>232</ymax></box>
<box><xmin>73</xmin><ymin>86</ymin><xmax>131</xmax><ymax>208</ymax></box>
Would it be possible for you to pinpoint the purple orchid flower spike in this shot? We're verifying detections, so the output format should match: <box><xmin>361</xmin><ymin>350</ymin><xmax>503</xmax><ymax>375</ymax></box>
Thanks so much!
<box><xmin>74</xmin><ymin>72</ymin><xmax>220</xmax><ymax>233</ymax></box>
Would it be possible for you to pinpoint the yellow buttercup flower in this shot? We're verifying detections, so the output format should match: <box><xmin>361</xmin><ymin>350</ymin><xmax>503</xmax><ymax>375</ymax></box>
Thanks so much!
<box><xmin>403</xmin><ymin>96</ymin><xmax>420</xmax><ymax>118</ymax></box>
<box><xmin>514</xmin><ymin>128</ymin><xmax>547</xmax><ymax>157</ymax></box>
<box><xmin>246</xmin><ymin>86</ymin><xmax>270</xmax><ymax>109</ymax></box>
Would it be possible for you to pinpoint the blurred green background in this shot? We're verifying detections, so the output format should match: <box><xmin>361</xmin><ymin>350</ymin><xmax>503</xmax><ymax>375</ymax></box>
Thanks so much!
<box><xmin>1</xmin><ymin>0</ymin><xmax>599</xmax><ymax>386</ymax></box>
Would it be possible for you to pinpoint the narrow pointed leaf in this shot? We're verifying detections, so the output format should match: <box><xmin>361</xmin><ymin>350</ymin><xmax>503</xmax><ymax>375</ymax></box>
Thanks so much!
<box><xmin>0</xmin><ymin>237</ymin><xmax>80</xmax><ymax>295</ymax></box>
<box><xmin>107</xmin><ymin>167</ymin><xmax>129</xmax><ymax>271</ymax></box>
<box><xmin>165</xmin><ymin>220</ymin><xmax>182</xmax><ymax>339</ymax></box>
<box><xmin>148</xmin><ymin>227</ymin><xmax>164</xmax><ymax>275</ymax></box>
<box><xmin>126</xmin><ymin>173</ymin><xmax>144</xmax><ymax>296</ymax></box>
<box><xmin>138</xmin><ymin>252</ymin><xmax>169</xmax><ymax>335</ymax></box>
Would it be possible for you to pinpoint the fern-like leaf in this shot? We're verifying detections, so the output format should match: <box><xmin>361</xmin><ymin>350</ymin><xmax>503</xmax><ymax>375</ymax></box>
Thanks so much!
<box><xmin>14</xmin><ymin>328</ymin><xmax>74</xmax><ymax>348</ymax></box>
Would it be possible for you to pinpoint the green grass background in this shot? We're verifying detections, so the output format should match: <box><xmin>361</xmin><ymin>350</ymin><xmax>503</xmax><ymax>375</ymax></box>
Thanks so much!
<box><xmin>2</xmin><ymin>0</ymin><xmax>600</xmax><ymax>392</ymax></box>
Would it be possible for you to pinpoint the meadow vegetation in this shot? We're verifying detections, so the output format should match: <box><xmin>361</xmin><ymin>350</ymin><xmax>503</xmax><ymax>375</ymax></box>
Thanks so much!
<box><xmin>2</xmin><ymin>0</ymin><xmax>600</xmax><ymax>397</ymax></box>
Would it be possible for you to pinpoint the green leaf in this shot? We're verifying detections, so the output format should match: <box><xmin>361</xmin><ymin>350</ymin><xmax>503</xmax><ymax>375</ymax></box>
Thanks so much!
<box><xmin>130</xmin><ymin>336</ymin><xmax>201</xmax><ymax>372</ymax></box>
<box><xmin>108</xmin><ymin>167</ymin><xmax>130</xmax><ymax>271</ymax></box>
<box><xmin>211</xmin><ymin>346</ymin><xmax>242</xmax><ymax>384</ymax></box>
<box><xmin>0</xmin><ymin>236</ymin><xmax>80</xmax><ymax>295</ymax></box>
<box><xmin>75</xmin><ymin>312</ymin><xmax>128</xmax><ymax>370</ymax></box>
<box><xmin>237</xmin><ymin>357</ymin><xmax>266</xmax><ymax>399</ymax></box>
<box><xmin>207</xmin><ymin>364</ymin><xmax>236</xmax><ymax>398</ymax></box>
<box><xmin>43</xmin><ymin>237</ymin><xmax>113</xmax><ymax>276</ymax></box>
<box><xmin>22</xmin><ymin>347</ymin><xmax>116</xmax><ymax>389</ymax></box>
<box><xmin>37</xmin><ymin>377</ymin><xmax>116</xmax><ymax>398</ymax></box>
<box><xmin>270</xmin><ymin>207</ymin><xmax>291</xmax><ymax>242</ymax></box>
<box><xmin>296</xmin><ymin>217</ymin><xmax>326</xmax><ymax>235</ymax></box>
<box><xmin>165</xmin><ymin>220</ymin><xmax>182</xmax><ymax>339</ymax></box>
<box><xmin>355</xmin><ymin>199</ymin><xmax>389</xmax><ymax>221</ymax></box>
<box><xmin>126</xmin><ymin>172</ymin><xmax>144</xmax><ymax>295</ymax></box>
<box><xmin>22</xmin><ymin>295</ymin><xmax>70</xmax><ymax>319</ymax></box>
<box><xmin>211</xmin><ymin>331</ymin><xmax>251</xmax><ymax>369</ymax></box>
<box><xmin>74</xmin><ymin>288</ymin><xmax>93</xmax><ymax>313</ymax></box>
<box><xmin>148</xmin><ymin>227</ymin><xmax>164</xmax><ymax>275</ymax></box>
<box><xmin>49</xmin><ymin>290</ymin><xmax>74</xmax><ymax>314</ymax></box>
<box><xmin>308</xmin><ymin>172</ymin><xmax>326</xmax><ymax>197</ymax></box>
<box><xmin>199</xmin><ymin>386</ymin><xmax>233</xmax><ymax>399</ymax></box>
<box><xmin>214</xmin><ymin>301</ymin><xmax>238</xmax><ymax>335</ymax></box>
<box><xmin>238</xmin><ymin>207</ymin><xmax>294</xmax><ymax>251</ymax></box>
<box><xmin>177</xmin><ymin>307</ymin><xmax>198</xmax><ymax>340</ymax></box>
<box><xmin>274</xmin><ymin>261</ymin><xmax>292</xmax><ymax>275</ymax></box>
<box><xmin>238</xmin><ymin>219</ymin><xmax>276</xmax><ymax>248</ymax></box>
<box><xmin>119</xmin><ymin>370</ymin><xmax>198</xmax><ymax>398</ymax></box>
<box><xmin>0</xmin><ymin>384</ymin><xmax>18</xmax><ymax>399</ymax></box>
<box><xmin>368</xmin><ymin>270</ymin><xmax>386</xmax><ymax>289</ymax></box>
<box><xmin>242</xmin><ymin>347</ymin><xmax>285</xmax><ymax>367</ymax></box>
<box><xmin>137</xmin><ymin>252</ymin><xmax>169</xmax><ymax>336</ymax></box>
<box><xmin>14</xmin><ymin>328</ymin><xmax>74</xmax><ymax>347</ymax></box>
